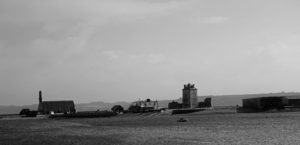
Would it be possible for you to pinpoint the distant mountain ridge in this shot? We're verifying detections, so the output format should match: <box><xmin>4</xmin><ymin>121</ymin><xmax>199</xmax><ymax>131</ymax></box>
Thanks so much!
<box><xmin>1</xmin><ymin>92</ymin><xmax>300</xmax><ymax>114</ymax></box>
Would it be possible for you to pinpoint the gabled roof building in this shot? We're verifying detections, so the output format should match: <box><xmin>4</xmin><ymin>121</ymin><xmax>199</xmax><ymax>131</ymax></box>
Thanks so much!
<box><xmin>37</xmin><ymin>90</ymin><xmax>76</xmax><ymax>114</ymax></box>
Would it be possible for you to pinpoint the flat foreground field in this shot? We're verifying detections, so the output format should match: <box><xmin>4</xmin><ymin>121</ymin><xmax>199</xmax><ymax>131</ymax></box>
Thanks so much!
<box><xmin>1</xmin><ymin>111</ymin><xmax>300</xmax><ymax>145</ymax></box>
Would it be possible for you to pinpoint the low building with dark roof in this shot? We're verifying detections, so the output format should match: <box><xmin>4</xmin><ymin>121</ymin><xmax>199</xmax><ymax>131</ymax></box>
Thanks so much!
<box><xmin>168</xmin><ymin>101</ymin><xmax>182</xmax><ymax>109</ymax></box>
<box><xmin>198</xmin><ymin>97</ymin><xmax>212</xmax><ymax>108</ymax></box>
<box><xmin>242</xmin><ymin>96</ymin><xmax>288</xmax><ymax>111</ymax></box>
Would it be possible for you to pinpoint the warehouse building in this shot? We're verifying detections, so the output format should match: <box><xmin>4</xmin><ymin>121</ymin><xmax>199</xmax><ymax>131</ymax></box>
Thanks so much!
<box><xmin>242</xmin><ymin>96</ymin><xmax>288</xmax><ymax>111</ymax></box>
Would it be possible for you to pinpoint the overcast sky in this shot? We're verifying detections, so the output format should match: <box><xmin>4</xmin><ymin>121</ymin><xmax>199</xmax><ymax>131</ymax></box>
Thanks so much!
<box><xmin>1</xmin><ymin>0</ymin><xmax>300</xmax><ymax>105</ymax></box>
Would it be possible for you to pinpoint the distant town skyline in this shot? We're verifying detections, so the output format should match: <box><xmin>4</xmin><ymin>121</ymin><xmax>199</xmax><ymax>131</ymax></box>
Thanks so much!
<box><xmin>1</xmin><ymin>0</ymin><xmax>300</xmax><ymax>105</ymax></box>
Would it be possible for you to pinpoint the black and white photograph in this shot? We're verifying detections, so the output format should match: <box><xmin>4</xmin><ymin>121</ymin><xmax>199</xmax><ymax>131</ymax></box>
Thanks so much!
<box><xmin>1</xmin><ymin>0</ymin><xmax>300</xmax><ymax>144</ymax></box>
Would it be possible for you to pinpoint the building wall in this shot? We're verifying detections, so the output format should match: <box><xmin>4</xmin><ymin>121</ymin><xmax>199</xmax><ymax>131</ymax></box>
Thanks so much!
<box><xmin>38</xmin><ymin>101</ymin><xmax>76</xmax><ymax>114</ymax></box>
<box><xmin>243</xmin><ymin>98</ymin><xmax>262</xmax><ymax>110</ymax></box>
<box><xmin>168</xmin><ymin>101</ymin><xmax>182</xmax><ymax>109</ymax></box>
<box><xmin>199</xmin><ymin>97</ymin><xmax>212</xmax><ymax>108</ymax></box>
<box><xmin>182</xmin><ymin>90</ymin><xmax>190</xmax><ymax>108</ymax></box>
<box><xmin>190</xmin><ymin>89</ymin><xmax>198</xmax><ymax>108</ymax></box>
<box><xmin>288</xmin><ymin>99</ymin><xmax>300</xmax><ymax>107</ymax></box>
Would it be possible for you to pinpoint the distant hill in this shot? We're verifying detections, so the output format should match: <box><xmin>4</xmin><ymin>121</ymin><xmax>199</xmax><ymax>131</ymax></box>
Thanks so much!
<box><xmin>1</xmin><ymin>92</ymin><xmax>300</xmax><ymax>114</ymax></box>
<box><xmin>0</xmin><ymin>102</ymin><xmax>131</xmax><ymax>114</ymax></box>
<box><xmin>158</xmin><ymin>92</ymin><xmax>300</xmax><ymax>108</ymax></box>
<box><xmin>75</xmin><ymin>101</ymin><xmax>131</xmax><ymax>112</ymax></box>
<box><xmin>0</xmin><ymin>104</ymin><xmax>38</xmax><ymax>115</ymax></box>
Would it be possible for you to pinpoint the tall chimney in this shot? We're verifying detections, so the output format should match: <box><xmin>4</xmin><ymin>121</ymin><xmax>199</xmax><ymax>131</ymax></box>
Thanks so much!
<box><xmin>39</xmin><ymin>90</ymin><xmax>42</xmax><ymax>103</ymax></box>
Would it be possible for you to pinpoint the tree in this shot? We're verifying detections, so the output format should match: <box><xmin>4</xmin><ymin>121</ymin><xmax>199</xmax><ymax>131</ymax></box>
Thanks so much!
<box><xmin>19</xmin><ymin>108</ymin><xmax>30</xmax><ymax>116</ymax></box>
<box><xmin>146</xmin><ymin>98</ymin><xmax>151</xmax><ymax>102</ymax></box>
<box><xmin>19</xmin><ymin>108</ymin><xmax>37</xmax><ymax>117</ymax></box>
<box><xmin>111</xmin><ymin>105</ymin><xmax>124</xmax><ymax>113</ymax></box>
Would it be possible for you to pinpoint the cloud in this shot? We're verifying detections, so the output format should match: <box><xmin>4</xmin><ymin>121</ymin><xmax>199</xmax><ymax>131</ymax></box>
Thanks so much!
<box><xmin>102</xmin><ymin>51</ymin><xmax>167</xmax><ymax>65</ymax></box>
<box><xmin>0</xmin><ymin>0</ymin><xmax>183</xmax><ymax>68</ymax></box>
<box><xmin>102</xmin><ymin>50</ymin><xmax>120</xmax><ymax>60</ymax></box>
<box><xmin>251</xmin><ymin>41</ymin><xmax>300</xmax><ymax>70</ymax></box>
<box><xmin>147</xmin><ymin>53</ymin><xmax>166</xmax><ymax>64</ymax></box>
<box><xmin>192</xmin><ymin>16</ymin><xmax>229</xmax><ymax>24</ymax></box>
<box><xmin>0</xmin><ymin>0</ymin><xmax>183</xmax><ymax>24</ymax></box>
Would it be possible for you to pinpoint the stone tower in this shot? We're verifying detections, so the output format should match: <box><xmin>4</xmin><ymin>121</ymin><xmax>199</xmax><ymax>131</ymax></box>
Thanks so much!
<box><xmin>182</xmin><ymin>83</ymin><xmax>198</xmax><ymax>108</ymax></box>
<box><xmin>39</xmin><ymin>90</ymin><xmax>42</xmax><ymax>103</ymax></box>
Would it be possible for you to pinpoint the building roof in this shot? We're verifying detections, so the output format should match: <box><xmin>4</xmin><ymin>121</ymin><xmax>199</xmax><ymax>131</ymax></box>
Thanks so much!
<box><xmin>41</xmin><ymin>100</ymin><xmax>74</xmax><ymax>103</ymax></box>
<box><xmin>286</xmin><ymin>95</ymin><xmax>300</xmax><ymax>99</ymax></box>
<box><xmin>243</xmin><ymin>95</ymin><xmax>300</xmax><ymax>100</ymax></box>
<box><xmin>38</xmin><ymin>100</ymin><xmax>75</xmax><ymax>113</ymax></box>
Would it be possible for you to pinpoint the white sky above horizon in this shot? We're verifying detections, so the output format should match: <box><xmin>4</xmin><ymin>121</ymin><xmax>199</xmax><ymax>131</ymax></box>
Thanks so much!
<box><xmin>1</xmin><ymin>0</ymin><xmax>300</xmax><ymax>105</ymax></box>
